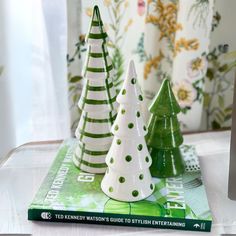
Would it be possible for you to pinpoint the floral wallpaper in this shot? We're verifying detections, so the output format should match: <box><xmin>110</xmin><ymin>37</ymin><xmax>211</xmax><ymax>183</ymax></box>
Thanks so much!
<box><xmin>67</xmin><ymin>0</ymin><xmax>236</xmax><ymax>133</ymax></box>
<box><xmin>100</xmin><ymin>0</ymin><xmax>132</xmax><ymax>92</ymax></box>
<box><xmin>203</xmin><ymin>45</ymin><xmax>236</xmax><ymax>129</ymax></box>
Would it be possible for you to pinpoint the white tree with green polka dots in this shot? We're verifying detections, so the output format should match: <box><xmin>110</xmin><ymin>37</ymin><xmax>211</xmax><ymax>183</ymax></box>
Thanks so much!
<box><xmin>101</xmin><ymin>60</ymin><xmax>155</xmax><ymax>202</ymax></box>
<box><xmin>73</xmin><ymin>6</ymin><xmax>118</xmax><ymax>174</ymax></box>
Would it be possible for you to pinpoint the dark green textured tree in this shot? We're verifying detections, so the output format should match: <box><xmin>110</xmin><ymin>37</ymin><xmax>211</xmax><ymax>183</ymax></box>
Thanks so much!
<box><xmin>146</xmin><ymin>79</ymin><xmax>185</xmax><ymax>178</ymax></box>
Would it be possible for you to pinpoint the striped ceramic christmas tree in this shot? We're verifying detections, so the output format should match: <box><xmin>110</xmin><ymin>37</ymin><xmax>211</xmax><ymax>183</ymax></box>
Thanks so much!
<box><xmin>101</xmin><ymin>60</ymin><xmax>154</xmax><ymax>202</ymax></box>
<box><xmin>73</xmin><ymin>6</ymin><xmax>118</xmax><ymax>174</ymax></box>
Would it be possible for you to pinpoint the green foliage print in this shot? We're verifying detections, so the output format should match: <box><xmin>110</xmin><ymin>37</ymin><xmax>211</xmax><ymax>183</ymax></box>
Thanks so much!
<box><xmin>67</xmin><ymin>35</ymin><xmax>86</xmax><ymax>133</ymax></box>
<box><xmin>187</xmin><ymin>0</ymin><xmax>210</xmax><ymax>32</ymax></box>
<box><xmin>112</xmin><ymin>47</ymin><xmax>124</xmax><ymax>91</ymax></box>
<box><xmin>203</xmin><ymin>45</ymin><xmax>236</xmax><ymax>129</ymax></box>
<box><xmin>102</xmin><ymin>0</ymin><xmax>133</xmax><ymax>92</ymax></box>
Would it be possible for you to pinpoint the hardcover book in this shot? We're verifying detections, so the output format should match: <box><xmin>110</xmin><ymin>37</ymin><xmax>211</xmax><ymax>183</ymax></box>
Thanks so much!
<box><xmin>28</xmin><ymin>139</ymin><xmax>212</xmax><ymax>232</ymax></box>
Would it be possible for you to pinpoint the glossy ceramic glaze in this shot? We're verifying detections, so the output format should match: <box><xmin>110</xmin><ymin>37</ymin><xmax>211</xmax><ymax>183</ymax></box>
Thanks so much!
<box><xmin>146</xmin><ymin>79</ymin><xmax>185</xmax><ymax>178</ymax></box>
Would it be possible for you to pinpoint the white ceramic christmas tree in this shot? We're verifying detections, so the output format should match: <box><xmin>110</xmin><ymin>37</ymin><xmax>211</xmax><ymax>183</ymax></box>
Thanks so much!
<box><xmin>101</xmin><ymin>60</ymin><xmax>155</xmax><ymax>202</ymax></box>
<box><xmin>73</xmin><ymin>6</ymin><xmax>118</xmax><ymax>174</ymax></box>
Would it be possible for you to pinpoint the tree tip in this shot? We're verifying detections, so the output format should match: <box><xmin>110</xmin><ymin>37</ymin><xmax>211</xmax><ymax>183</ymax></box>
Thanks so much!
<box><xmin>93</xmin><ymin>5</ymin><xmax>99</xmax><ymax>11</ymax></box>
<box><xmin>149</xmin><ymin>78</ymin><xmax>181</xmax><ymax>115</ymax></box>
<box><xmin>127</xmin><ymin>60</ymin><xmax>137</xmax><ymax>80</ymax></box>
<box><xmin>92</xmin><ymin>5</ymin><xmax>101</xmax><ymax>20</ymax></box>
<box><xmin>161</xmin><ymin>78</ymin><xmax>171</xmax><ymax>88</ymax></box>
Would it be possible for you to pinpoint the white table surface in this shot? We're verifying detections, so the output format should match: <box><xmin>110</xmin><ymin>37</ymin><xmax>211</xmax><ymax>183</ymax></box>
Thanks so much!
<box><xmin>1</xmin><ymin>131</ymin><xmax>236</xmax><ymax>236</ymax></box>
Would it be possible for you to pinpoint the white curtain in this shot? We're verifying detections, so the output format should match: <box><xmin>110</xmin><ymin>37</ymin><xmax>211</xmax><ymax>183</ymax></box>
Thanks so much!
<box><xmin>0</xmin><ymin>0</ymin><xmax>70</xmax><ymax>160</ymax></box>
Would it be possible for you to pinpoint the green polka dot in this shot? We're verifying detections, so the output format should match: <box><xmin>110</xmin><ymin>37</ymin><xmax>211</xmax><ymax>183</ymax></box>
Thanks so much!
<box><xmin>110</xmin><ymin>157</ymin><xmax>114</xmax><ymax>164</ymax></box>
<box><xmin>121</xmin><ymin>109</ymin><xmax>126</xmax><ymax>114</ymax></box>
<box><xmin>137</xmin><ymin>144</ymin><xmax>143</xmax><ymax>151</ymax></box>
<box><xmin>136</xmin><ymin>111</ymin><xmax>140</xmax><ymax>117</ymax></box>
<box><xmin>109</xmin><ymin>187</ymin><xmax>113</xmax><ymax>192</ymax></box>
<box><xmin>139</xmin><ymin>95</ymin><xmax>143</xmax><ymax>101</ymax></box>
<box><xmin>122</xmin><ymin>89</ymin><xmax>126</xmax><ymax>95</ymax></box>
<box><xmin>128</xmin><ymin>123</ymin><xmax>134</xmax><ymax>129</ymax></box>
<box><xmin>145</xmin><ymin>156</ymin><xmax>149</xmax><ymax>162</ymax></box>
<box><xmin>119</xmin><ymin>177</ymin><xmax>125</xmax><ymax>183</ymax></box>
<box><xmin>132</xmin><ymin>190</ymin><xmax>139</xmax><ymax>197</ymax></box>
<box><xmin>150</xmin><ymin>184</ymin><xmax>154</xmax><ymax>190</ymax></box>
<box><xmin>114</xmin><ymin>125</ymin><xmax>119</xmax><ymax>131</ymax></box>
<box><xmin>117</xmin><ymin>139</ymin><xmax>121</xmax><ymax>145</ymax></box>
<box><xmin>125</xmin><ymin>155</ymin><xmax>132</xmax><ymax>162</ymax></box>
<box><xmin>139</xmin><ymin>174</ymin><xmax>144</xmax><ymax>180</ymax></box>
<box><xmin>131</xmin><ymin>78</ymin><xmax>136</xmax><ymax>84</ymax></box>
<box><xmin>143</xmin><ymin>126</ymin><xmax>147</xmax><ymax>131</ymax></box>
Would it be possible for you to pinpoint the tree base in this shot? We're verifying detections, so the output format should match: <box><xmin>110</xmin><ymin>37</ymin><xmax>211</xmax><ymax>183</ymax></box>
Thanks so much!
<box><xmin>101</xmin><ymin>168</ymin><xmax>155</xmax><ymax>202</ymax></box>
<box><xmin>149</xmin><ymin>147</ymin><xmax>185</xmax><ymax>178</ymax></box>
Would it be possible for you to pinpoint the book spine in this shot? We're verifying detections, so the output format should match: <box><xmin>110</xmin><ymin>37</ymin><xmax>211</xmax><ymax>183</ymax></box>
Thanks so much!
<box><xmin>28</xmin><ymin>209</ymin><xmax>211</xmax><ymax>232</ymax></box>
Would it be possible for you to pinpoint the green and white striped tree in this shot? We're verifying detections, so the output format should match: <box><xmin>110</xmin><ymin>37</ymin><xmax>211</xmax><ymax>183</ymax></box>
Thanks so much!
<box><xmin>73</xmin><ymin>6</ymin><xmax>118</xmax><ymax>174</ymax></box>
<box><xmin>101</xmin><ymin>60</ymin><xmax>154</xmax><ymax>202</ymax></box>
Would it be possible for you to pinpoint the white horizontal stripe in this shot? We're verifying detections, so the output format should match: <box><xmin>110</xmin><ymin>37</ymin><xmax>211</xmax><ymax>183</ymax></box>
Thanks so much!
<box><xmin>77</xmin><ymin>119</ymin><xmax>113</xmax><ymax>135</ymax></box>
<box><xmin>85</xmin><ymin>86</ymin><xmax>116</xmax><ymax>101</ymax></box>
<box><xmin>75</xmin><ymin>131</ymin><xmax>113</xmax><ymax>145</ymax></box>
<box><xmin>87</xmin><ymin>38</ymin><xmax>108</xmax><ymax>45</ymax></box>
<box><xmin>73</xmin><ymin>155</ymin><xmax>107</xmax><ymax>174</ymax></box>
<box><xmin>79</xmin><ymin>164</ymin><xmax>107</xmax><ymax>174</ymax></box>
<box><xmin>78</xmin><ymin>101</ymin><xmax>118</xmax><ymax>113</ymax></box>
<box><xmin>89</xmin><ymin>25</ymin><xmax>106</xmax><ymax>34</ymax></box>
<box><xmin>84</xmin><ymin>110</ymin><xmax>116</xmax><ymax>119</ymax></box>
<box><xmin>83</xmin><ymin>70</ymin><xmax>114</xmax><ymax>80</ymax></box>
<box><xmin>87</xmin><ymin>44</ymin><xmax>107</xmax><ymax>53</ymax></box>
<box><xmin>75</xmin><ymin>147</ymin><xmax>107</xmax><ymax>163</ymax></box>
<box><xmin>85</xmin><ymin>55</ymin><xmax>112</xmax><ymax>69</ymax></box>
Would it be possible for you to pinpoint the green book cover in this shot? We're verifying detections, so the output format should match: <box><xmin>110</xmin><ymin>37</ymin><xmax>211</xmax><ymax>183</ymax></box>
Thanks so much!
<box><xmin>28</xmin><ymin>139</ymin><xmax>212</xmax><ymax>232</ymax></box>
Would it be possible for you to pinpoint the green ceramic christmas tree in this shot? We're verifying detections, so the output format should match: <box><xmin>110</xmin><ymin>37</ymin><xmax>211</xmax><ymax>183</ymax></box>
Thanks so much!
<box><xmin>146</xmin><ymin>79</ymin><xmax>185</xmax><ymax>178</ymax></box>
<box><xmin>73</xmin><ymin>6</ymin><xmax>118</xmax><ymax>174</ymax></box>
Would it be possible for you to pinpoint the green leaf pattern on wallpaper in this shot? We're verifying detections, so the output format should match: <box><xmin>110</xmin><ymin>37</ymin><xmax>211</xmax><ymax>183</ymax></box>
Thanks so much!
<box><xmin>204</xmin><ymin>45</ymin><xmax>236</xmax><ymax>129</ymax></box>
<box><xmin>67</xmin><ymin>34</ymin><xmax>86</xmax><ymax>133</ymax></box>
<box><xmin>187</xmin><ymin>0</ymin><xmax>211</xmax><ymax>32</ymax></box>
<box><xmin>68</xmin><ymin>0</ymin><xmax>236</xmax><ymax>131</ymax></box>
